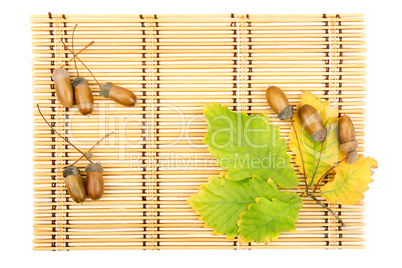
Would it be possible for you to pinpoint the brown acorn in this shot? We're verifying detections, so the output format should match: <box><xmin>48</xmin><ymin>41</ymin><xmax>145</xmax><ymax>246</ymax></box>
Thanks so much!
<box><xmin>100</xmin><ymin>82</ymin><xmax>137</xmax><ymax>107</ymax></box>
<box><xmin>52</xmin><ymin>68</ymin><xmax>74</xmax><ymax>108</ymax></box>
<box><xmin>265</xmin><ymin>86</ymin><xmax>294</xmax><ymax>120</ymax></box>
<box><xmin>63</xmin><ymin>166</ymin><xmax>86</xmax><ymax>203</ymax></box>
<box><xmin>85</xmin><ymin>162</ymin><xmax>104</xmax><ymax>201</ymax></box>
<box><xmin>338</xmin><ymin>115</ymin><xmax>359</xmax><ymax>154</ymax></box>
<box><xmin>73</xmin><ymin>77</ymin><xmax>94</xmax><ymax>116</ymax></box>
<box><xmin>298</xmin><ymin>104</ymin><xmax>327</xmax><ymax>142</ymax></box>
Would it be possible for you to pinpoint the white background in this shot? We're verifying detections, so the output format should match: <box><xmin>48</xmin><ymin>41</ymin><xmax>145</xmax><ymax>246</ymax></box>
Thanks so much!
<box><xmin>0</xmin><ymin>0</ymin><xmax>400</xmax><ymax>267</ymax></box>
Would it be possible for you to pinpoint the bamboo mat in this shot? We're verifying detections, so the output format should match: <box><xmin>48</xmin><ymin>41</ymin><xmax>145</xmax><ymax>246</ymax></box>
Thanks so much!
<box><xmin>31</xmin><ymin>14</ymin><xmax>367</xmax><ymax>250</ymax></box>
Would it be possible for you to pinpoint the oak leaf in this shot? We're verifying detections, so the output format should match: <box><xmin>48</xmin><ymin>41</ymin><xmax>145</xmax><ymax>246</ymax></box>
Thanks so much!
<box><xmin>204</xmin><ymin>102</ymin><xmax>298</xmax><ymax>188</ymax></box>
<box><xmin>320</xmin><ymin>155</ymin><xmax>377</xmax><ymax>205</ymax></box>
<box><xmin>237</xmin><ymin>196</ymin><xmax>303</xmax><ymax>244</ymax></box>
<box><xmin>188</xmin><ymin>174</ymin><xmax>299</xmax><ymax>239</ymax></box>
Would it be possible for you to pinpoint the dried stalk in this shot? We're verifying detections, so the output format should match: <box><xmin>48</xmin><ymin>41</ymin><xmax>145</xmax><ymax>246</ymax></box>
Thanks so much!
<box><xmin>291</xmin><ymin>120</ymin><xmax>308</xmax><ymax>194</ymax></box>
<box><xmin>59</xmin><ymin>41</ymin><xmax>94</xmax><ymax>69</ymax></box>
<box><xmin>37</xmin><ymin>104</ymin><xmax>92</xmax><ymax>163</ymax></box>
<box><xmin>306</xmin><ymin>192</ymin><xmax>346</xmax><ymax>228</ymax></box>
<box><xmin>72</xmin><ymin>24</ymin><xmax>79</xmax><ymax>76</ymax></box>
<box><xmin>67</xmin><ymin>131</ymin><xmax>115</xmax><ymax>167</ymax></box>
<box><xmin>61</xmin><ymin>39</ymin><xmax>102</xmax><ymax>88</ymax></box>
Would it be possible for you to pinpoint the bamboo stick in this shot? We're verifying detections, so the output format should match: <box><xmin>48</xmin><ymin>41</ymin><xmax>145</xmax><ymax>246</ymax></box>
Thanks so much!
<box><xmin>32</xmin><ymin>207</ymin><xmax>364</xmax><ymax>214</ymax></box>
<box><xmin>32</xmin><ymin>245</ymin><xmax>365</xmax><ymax>250</ymax></box>
<box><xmin>32</xmin><ymin>222</ymin><xmax>364</xmax><ymax>228</ymax></box>
<box><xmin>33</xmin><ymin>48</ymin><xmax>368</xmax><ymax>54</ymax></box>
<box><xmin>33</xmin><ymin>237</ymin><xmax>365</xmax><ymax>244</ymax></box>
<box><xmin>30</xmin><ymin>17</ymin><xmax>365</xmax><ymax>23</ymax></box>
<box><xmin>32</xmin><ymin>13</ymin><xmax>364</xmax><ymax>18</ymax></box>
<box><xmin>32</xmin><ymin>230</ymin><xmax>365</xmax><ymax>235</ymax></box>
<box><xmin>32</xmin><ymin>56</ymin><xmax>366</xmax><ymax>62</ymax></box>
<box><xmin>33</xmin><ymin>213</ymin><xmax>364</xmax><ymax>220</ymax></box>
<box><xmin>31</xmin><ymin>25</ymin><xmax>366</xmax><ymax>31</ymax></box>
<box><xmin>32</xmin><ymin>63</ymin><xmax>367</xmax><ymax>69</ymax></box>
<box><xmin>32</xmin><ymin>32</ymin><xmax>366</xmax><ymax>39</ymax></box>
<box><xmin>33</xmin><ymin>71</ymin><xmax>366</xmax><ymax>77</ymax></box>
<box><xmin>32</xmin><ymin>40</ymin><xmax>367</xmax><ymax>47</ymax></box>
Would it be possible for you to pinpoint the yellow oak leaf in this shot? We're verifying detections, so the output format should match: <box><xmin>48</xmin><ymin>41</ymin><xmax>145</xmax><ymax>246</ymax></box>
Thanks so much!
<box><xmin>320</xmin><ymin>155</ymin><xmax>378</xmax><ymax>205</ymax></box>
<box><xmin>289</xmin><ymin>91</ymin><xmax>346</xmax><ymax>185</ymax></box>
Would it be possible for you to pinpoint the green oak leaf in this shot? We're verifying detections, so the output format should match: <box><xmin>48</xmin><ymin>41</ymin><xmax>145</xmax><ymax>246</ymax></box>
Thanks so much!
<box><xmin>203</xmin><ymin>102</ymin><xmax>298</xmax><ymax>188</ymax></box>
<box><xmin>187</xmin><ymin>174</ymin><xmax>299</xmax><ymax>239</ymax></box>
<box><xmin>238</xmin><ymin>196</ymin><xmax>303</xmax><ymax>244</ymax></box>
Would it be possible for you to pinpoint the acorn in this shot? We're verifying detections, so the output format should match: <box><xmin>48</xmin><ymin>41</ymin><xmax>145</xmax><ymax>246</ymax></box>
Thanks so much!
<box><xmin>52</xmin><ymin>68</ymin><xmax>74</xmax><ymax>108</ymax></box>
<box><xmin>100</xmin><ymin>82</ymin><xmax>137</xmax><ymax>107</ymax></box>
<box><xmin>85</xmin><ymin>162</ymin><xmax>104</xmax><ymax>201</ymax></box>
<box><xmin>265</xmin><ymin>85</ymin><xmax>294</xmax><ymax>120</ymax></box>
<box><xmin>63</xmin><ymin>166</ymin><xmax>87</xmax><ymax>203</ymax></box>
<box><xmin>73</xmin><ymin>77</ymin><xmax>94</xmax><ymax>116</ymax></box>
<box><xmin>298</xmin><ymin>104</ymin><xmax>327</xmax><ymax>142</ymax></box>
<box><xmin>338</xmin><ymin>115</ymin><xmax>359</xmax><ymax>154</ymax></box>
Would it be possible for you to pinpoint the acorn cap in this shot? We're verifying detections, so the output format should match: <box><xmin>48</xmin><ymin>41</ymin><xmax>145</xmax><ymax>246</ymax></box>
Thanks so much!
<box><xmin>63</xmin><ymin>166</ymin><xmax>80</xmax><ymax>178</ymax></box>
<box><xmin>100</xmin><ymin>82</ymin><xmax>113</xmax><ymax>98</ymax></box>
<box><xmin>85</xmin><ymin>162</ymin><xmax>103</xmax><ymax>173</ymax></box>
<box><xmin>278</xmin><ymin>105</ymin><xmax>294</xmax><ymax>120</ymax></box>
<box><xmin>340</xmin><ymin>140</ymin><xmax>359</xmax><ymax>154</ymax></box>
<box><xmin>311</xmin><ymin>128</ymin><xmax>328</xmax><ymax>143</ymax></box>
<box><xmin>346</xmin><ymin>150</ymin><xmax>358</xmax><ymax>164</ymax></box>
<box><xmin>72</xmin><ymin>77</ymin><xmax>89</xmax><ymax>88</ymax></box>
<box><xmin>52</xmin><ymin>68</ymin><xmax>70</xmax><ymax>80</ymax></box>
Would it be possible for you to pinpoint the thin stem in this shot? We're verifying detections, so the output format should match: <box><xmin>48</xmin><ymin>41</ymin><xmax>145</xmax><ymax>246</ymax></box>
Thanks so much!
<box><xmin>59</xmin><ymin>41</ymin><xmax>94</xmax><ymax>69</ymax></box>
<box><xmin>66</xmin><ymin>131</ymin><xmax>115</xmax><ymax>167</ymax></box>
<box><xmin>72</xmin><ymin>24</ymin><xmax>79</xmax><ymax>76</ymax></box>
<box><xmin>306</xmin><ymin>192</ymin><xmax>346</xmax><ymax>228</ymax></box>
<box><xmin>313</xmin><ymin>157</ymin><xmax>347</xmax><ymax>193</ymax></box>
<box><xmin>37</xmin><ymin>104</ymin><xmax>92</xmax><ymax>163</ymax></box>
<box><xmin>61</xmin><ymin>39</ymin><xmax>102</xmax><ymax>89</ymax></box>
<box><xmin>300</xmin><ymin>196</ymin><xmax>310</xmax><ymax>201</ymax></box>
<box><xmin>291</xmin><ymin>120</ymin><xmax>308</xmax><ymax>193</ymax></box>
<box><xmin>310</xmin><ymin>139</ymin><xmax>325</xmax><ymax>188</ymax></box>
<box><xmin>313</xmin><ymin>166</ymin><xmax>335</xmax><ymax>193</ymax></box>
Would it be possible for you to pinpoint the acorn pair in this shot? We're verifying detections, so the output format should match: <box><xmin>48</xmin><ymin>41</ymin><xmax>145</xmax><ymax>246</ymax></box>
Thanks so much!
<box><xmin>63</xmin><ymin>162</ymin><xmax>104</xmax><ymax>203</ymax></box>
<box><xmin>52</xmin><ymin>68</ymin><xmax>94</xmax><ymax>116</ymax></box>
<box><xmin>266</xmin><ymin>85</ymin><xmax>327</xmax><ymax>142</ymax></box>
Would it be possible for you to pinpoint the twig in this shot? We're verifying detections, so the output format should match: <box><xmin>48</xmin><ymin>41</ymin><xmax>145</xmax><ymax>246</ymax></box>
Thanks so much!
<box><xmin>306</xmin><ymin>192</ymin><xmax>346</xmax><ymax>228</ymax></box>
<box><xmin>291</xmin><ymin>120</ymin><xmax>308</xmax><ymax>194</ymax></box>
<box><xmin>61</xmin><ymin>39</ymin><xmax>102</xmax><ymax>89</ymax></box>
<box><xmin>72</xmin><ymin>24</ymin><xmax>79</xmax><ymax>76</ymax></box>
<box><xmin>67</xmin><ymin>131</ymin><xmax>115</xmax><ymax>167</ymax></box>
<box><xmin>59</xmin><ymin>41</ymin><xmax>94</xmax><ymax>69</ymax></box>
<box><xmin>37</xmin><ymin>104</ymin><xmax>92</xmax><ymax>163</ymax></box>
